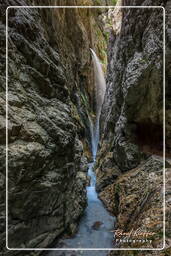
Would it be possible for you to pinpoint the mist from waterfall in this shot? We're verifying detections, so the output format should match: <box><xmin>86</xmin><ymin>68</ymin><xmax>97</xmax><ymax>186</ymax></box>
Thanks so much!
<box><xmin>90</xmin><ymin>48</ymin><xmax>106</xmax><ymax>161</ymax></box>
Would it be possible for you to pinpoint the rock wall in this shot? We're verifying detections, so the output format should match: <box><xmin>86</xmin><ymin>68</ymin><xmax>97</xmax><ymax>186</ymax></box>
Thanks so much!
<box><xmin>0</xmin><ymin>0</ymin><xmax>108</xmax><ymax>251</ymax></box>
<box><xmin>100</xmin><ymin>1</ymin><xmax>164</xmax><ymax>172</ymax></box>
<box><xmin>96</xmin><ymin>0</ymin><xmax>171</xmax><ymax>254</ymax></box>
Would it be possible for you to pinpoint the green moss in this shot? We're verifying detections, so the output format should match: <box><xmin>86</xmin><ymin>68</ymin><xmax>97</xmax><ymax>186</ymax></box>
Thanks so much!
<box><xmin>111</xmin><ymin>0</ymin><xmax>118</xmax><ymax>5</ymax></box>
<box><xmin>115</xmin><ymin>183</ymin><xmax>120</xmax><ymax>193</ymax></box>
<box><xmin>104</xmin><ymin>31</ymin><xmax>110</xmax><ymax>41</ymax></box>
<box><xmin>93</xmin><ymin>0</ymin><xmax>103</xmax><ymax>6</ymax></box>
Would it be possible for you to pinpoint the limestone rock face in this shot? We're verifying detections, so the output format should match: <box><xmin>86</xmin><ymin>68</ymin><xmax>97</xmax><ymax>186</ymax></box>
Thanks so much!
<box><xmin>96</xmin><ymin>0</ymin><xmax>171</xmax><ymax>254</ymax></box>
<box><xmin>100</xmin><ymin>0</ymin><xmax>165</xmax><ymax>173</ymax></box>
<box><xmin>0</xmin><ymin>0</ymin><xmax>107</xmax><ymax>251</ymax></box>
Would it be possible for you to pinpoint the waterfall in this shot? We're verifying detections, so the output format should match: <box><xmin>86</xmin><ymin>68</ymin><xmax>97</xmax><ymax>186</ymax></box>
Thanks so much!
<box><xmin>90</xmin><ymin>48</ymin><xmax>106</xmax><ymax>161</ymax></box>
<box><xmin>87</xmin><ymin>49</ymin><xmax>106</xmax><ymax>193</ymax></box>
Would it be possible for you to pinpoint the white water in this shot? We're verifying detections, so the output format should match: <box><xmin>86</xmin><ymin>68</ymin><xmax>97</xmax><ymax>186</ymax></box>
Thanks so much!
<box><xmin>90</xmin><ymin>48</ymin><xmax>106</xmax><ymax>160</ymax></box>
<box><xmin>87</xmin><ymin>48</ymin><xmax>106</xmax><ymax>194</ymax></box>
<box><xmin>88</xmin><ymin>162</ymin><xmax>96</xmax><ymax>186</ymax></box>
<box><xmin>86</xmin><ymin>49</ymin><xmax>106</xmax><ymax>203</ymax></box>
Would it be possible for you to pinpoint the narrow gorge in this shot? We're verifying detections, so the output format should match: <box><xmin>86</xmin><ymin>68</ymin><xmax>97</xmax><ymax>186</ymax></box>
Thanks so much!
<box><xmin>0</xmin><ymin>0</ymin><xmax>171</xmax><ymax>256</ymax></box>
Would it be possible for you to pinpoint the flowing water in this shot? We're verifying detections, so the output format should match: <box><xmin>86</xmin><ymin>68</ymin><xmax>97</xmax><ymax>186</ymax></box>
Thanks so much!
<box><xmin>90</xmin><ymin>48</ymin><xmax>106</xmax><ymax>160</ymax></box>
<box><xmin>46</xmin><ymin>50</ymin><xmax>115</xmax><ymax>255</ymax></box>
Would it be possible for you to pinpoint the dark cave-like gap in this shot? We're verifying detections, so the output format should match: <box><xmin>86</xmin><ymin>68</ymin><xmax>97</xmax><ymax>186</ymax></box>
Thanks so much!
<box><xmin>135</xmin><ymin>120</ymin><xmax>163</xmax><ymax>156</ymax></box>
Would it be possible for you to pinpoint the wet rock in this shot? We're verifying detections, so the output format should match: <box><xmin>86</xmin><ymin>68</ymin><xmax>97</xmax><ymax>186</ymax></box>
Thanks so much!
<box><xmin>96</xmin><ymin>152</ymin><xmax>121</xmax><ymax>192</ymax></box>
<box><xmin>91</xmin><ymin>221</ymin><xmax>103</xmax><ymax>230</ymax></box>
<box><xmin>80</xmin><ymin>156</ymin><xmax>88</xmax><ymax>173</ymax></box>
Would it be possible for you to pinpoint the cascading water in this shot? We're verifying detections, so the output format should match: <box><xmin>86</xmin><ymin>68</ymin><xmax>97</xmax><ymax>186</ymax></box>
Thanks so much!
<box><xmin>86</xmin><ymin>49</ymin><xmax>106</xmax><ymax>203</ymax></box>
<box><xmin>90</xmin><ymin>48</ymin><xmax>106</xmax><ymax>160</ymax></box>
<box><xmin>86</xmin><ymin>48</ymin><xmax>106</xmax><ymax>197</ymax></box>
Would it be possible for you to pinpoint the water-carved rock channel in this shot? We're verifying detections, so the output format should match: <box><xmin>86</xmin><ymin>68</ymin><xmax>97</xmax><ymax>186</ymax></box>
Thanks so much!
<box><xmin>47</xmin><ymin>50</ymin><xmax>115</xmax><ymax>252</ymax></box>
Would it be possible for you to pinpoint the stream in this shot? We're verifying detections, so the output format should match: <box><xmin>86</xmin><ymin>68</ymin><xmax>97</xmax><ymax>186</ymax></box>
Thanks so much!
<box><xmin>46</xmin><ymin>162</ymin><xmax>115</xmax><ymax>255</ymax></box>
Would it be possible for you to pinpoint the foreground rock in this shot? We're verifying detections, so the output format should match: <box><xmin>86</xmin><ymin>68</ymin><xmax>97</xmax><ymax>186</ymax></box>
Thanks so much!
<box><xmin>100</xmin><ymin>156</ymin><xmax>164</xmax><ymax>248</ymax></box>
<box><xmin>107</xmin><ymin>159</ymin><xmax>171</xmax><ymax>255</ymax></box>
